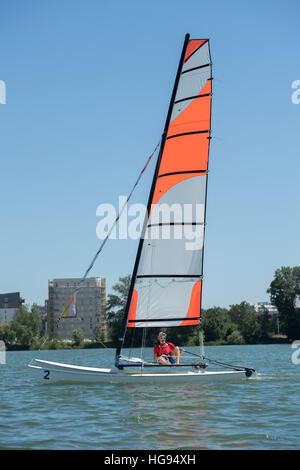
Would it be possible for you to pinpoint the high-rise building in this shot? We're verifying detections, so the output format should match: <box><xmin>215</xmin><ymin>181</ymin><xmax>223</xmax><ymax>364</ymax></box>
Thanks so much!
<box><xmin>0</xmin><ymin>292</ymin><xmax>24</xmax><ymax>323</ymax></box>
<box><xmin>48</xmin><ymin>278</ymin><xmax>107</xmax><ymax>340</ymax></box>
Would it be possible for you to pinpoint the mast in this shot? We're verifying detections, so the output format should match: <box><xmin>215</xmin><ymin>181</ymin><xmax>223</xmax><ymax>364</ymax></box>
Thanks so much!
<box><xmin>115</xmin><ymin>34</ymin><xmax>191</xmax><ymax>365</ymax></box>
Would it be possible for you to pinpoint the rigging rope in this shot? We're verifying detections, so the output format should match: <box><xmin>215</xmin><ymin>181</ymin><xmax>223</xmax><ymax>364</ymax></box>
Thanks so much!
<box><xmin>57</xmin><ymin>138</ymin><xmax>161</xmax><ymax>326</ymax></box>
<box><xmin>183</xmin><ymin>349</ymin><xmax>255</xmax><ymax>374</ymax></box>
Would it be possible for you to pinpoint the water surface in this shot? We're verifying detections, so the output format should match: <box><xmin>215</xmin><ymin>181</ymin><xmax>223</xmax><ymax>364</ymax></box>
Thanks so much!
<box><xmin>0</xmin><ymin>344</ymin><xmax>299</xmax><ymax>449</ymax></box>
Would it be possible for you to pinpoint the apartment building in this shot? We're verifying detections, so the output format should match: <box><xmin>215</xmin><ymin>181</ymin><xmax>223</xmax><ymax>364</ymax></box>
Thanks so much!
<box><xmin>253</xmin><ymin>302</ymin><xmax>278</xmax><ymax>315</ymax></box>
<box><xmin>48</xmin><ymin>277</ymin><xmax>107</xmax><ymax>340</ymax></box>
<box><xmin>0</xmin><ymin>292</ymin><xmax>24</xmax><ymax>323</ymax></box>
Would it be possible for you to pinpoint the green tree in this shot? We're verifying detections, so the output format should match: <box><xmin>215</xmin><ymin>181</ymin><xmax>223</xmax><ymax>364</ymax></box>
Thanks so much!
<box><xmin>225</xmin><ymin>322</ymin><xmax>238</xmax><ymax>337</ymax></box>
<box><xmin>0</xmin><ymin>322</ymin><xmax>16</xmax><ymax>346</ymax></box>
<box><xmin>256</xmin><ymin>308</ymin><xmax>274</xmax><ymax>342</ymax></box>
<box><xmin>72</xmin><ymin>328</ymin><xmax>85</xmax><ymax>346</ymax></box>
<box><xmin>201</xmin><ymin>307</ymin><xmax>229</xmax><ymax>342</ymax></box>
<box><xmin>9</xmin><ymin>304</ymin><xmax>42</xmax><ymax>348</ymax></box>
<box><xmin>267</xmin><ymin>266</ymin><xmax>300</xmax><ymax>340</ymax></box>
<box><xmin>228</xmin><ymin>301</ymin><xmax>259</xmax><ymax>344</ymax></box>
<box><xmin>165</xmin><ymin>325</ymin><xmax>199</xmax><ymax>347</ymax></box>
<box><xmin>226</xmin><ymin>329</ymin><xmax>245</xmax><ymax>345</ymax></box>
<box><xmin>106</xmin><ymin>275</ymin><xmax>131</xmax><ymax>345</ymax></box>
<box><xmin>93</xmin><ymin>327</ymin><xmax>105</xmax><ymax>342</ymax></box>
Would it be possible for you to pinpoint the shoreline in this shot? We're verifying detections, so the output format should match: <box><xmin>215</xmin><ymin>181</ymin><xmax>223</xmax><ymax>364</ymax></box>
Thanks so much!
<box><xmin>5</xmin><ymin>336</ymin><xmax>290</xmax><ymax>352</ymax></box>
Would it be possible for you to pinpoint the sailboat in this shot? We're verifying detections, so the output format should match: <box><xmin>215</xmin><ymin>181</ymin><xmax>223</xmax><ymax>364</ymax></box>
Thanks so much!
<box><xmin>28</xmin><ymin>34</ymin><xmax>255</xmax><ymax>384</ymax></box>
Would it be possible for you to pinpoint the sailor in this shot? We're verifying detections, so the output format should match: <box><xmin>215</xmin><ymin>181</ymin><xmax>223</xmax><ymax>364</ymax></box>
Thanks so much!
<box><xmin>153</xmin><ymin>332</ymin><xmax>185</xmax><ymax>365</ymax></box>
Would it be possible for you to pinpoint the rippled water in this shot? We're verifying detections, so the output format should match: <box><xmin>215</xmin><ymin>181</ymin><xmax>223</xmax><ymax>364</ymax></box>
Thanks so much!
<box><xmin>0</xmin><ymin>344</ymin><xmax>299</xmax><ymax>449</ymax></box>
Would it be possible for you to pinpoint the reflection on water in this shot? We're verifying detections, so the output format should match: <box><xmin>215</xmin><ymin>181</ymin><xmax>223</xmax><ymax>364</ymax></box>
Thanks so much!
<box><xmin>116</xmin><ymin>383</ymin><xmax>244</xmax><ymax>449</ymax></box>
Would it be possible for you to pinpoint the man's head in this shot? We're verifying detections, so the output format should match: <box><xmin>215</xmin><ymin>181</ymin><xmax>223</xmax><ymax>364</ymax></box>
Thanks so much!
<box><xmin>158</xmin><ymin>332</ymin><xmax>166</xmax><ymax>343</ymax></box>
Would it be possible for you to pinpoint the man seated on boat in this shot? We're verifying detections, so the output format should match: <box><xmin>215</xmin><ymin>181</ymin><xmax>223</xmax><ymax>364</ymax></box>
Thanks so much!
<box><xmin>153</xmin><ymin>332</ymin><xmax>184</xmax><ymax>365</ymax></box>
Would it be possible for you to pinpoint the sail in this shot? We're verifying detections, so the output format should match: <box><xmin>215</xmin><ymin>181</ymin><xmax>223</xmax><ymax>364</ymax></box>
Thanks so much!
<box><xmin>121</xmin><ymin>35</ymin><xmax>212</xmax><ymax>336</ymax></box>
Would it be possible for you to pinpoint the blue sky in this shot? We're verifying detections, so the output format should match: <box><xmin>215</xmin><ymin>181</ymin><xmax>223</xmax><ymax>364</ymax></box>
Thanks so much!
<box><xmin>0</xmin><ymin>0</ymin><xmax>299</xmax><ymax>309</ymax></box>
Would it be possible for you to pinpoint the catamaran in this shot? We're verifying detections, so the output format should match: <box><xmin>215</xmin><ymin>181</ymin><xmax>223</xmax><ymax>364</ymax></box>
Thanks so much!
<box><xmin>28</xmin><ymin>34</ymin><xmax>255</xmax><ymax>384</ymax></box>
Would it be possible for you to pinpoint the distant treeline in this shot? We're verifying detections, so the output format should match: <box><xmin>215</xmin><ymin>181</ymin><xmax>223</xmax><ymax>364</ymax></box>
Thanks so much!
<box><xmin>107</xmin><ymin>267</ymin><xmax>300</xmax><ymax>347</ymax></box>
<box><xmin>0</xmin><ymin>304</ymin><xmax>99</xmax><ymax>350</ymax></box>
<box><xmin>106</xmin><ymin>279</ymin><xmax>281</xmax><ymax>348</ymax></box>
<box><xmin>1</xmin><ymin>266</ymin><xmax>299</xmax><ymax>350</ymax></box>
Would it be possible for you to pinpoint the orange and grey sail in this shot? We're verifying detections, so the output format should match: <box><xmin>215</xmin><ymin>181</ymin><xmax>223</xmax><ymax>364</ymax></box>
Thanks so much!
<box><xmin>116</xmin><ymin>34</ymin><xmax>212</xmax><ymax>359</ymax></box>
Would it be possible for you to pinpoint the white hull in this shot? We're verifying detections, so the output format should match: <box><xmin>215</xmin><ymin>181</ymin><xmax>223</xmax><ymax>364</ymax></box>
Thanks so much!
<box><xmin>28</xmin><ymin>359</ymin><xmax>250</xmax><ymax>384</ymax></box>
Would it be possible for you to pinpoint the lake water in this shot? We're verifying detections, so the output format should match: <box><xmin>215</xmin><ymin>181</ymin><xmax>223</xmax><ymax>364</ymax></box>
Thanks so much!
<box><xmin>0</xmin><ymin>344</ymin><xmax>299</xmax><ymax>450</ymax></box>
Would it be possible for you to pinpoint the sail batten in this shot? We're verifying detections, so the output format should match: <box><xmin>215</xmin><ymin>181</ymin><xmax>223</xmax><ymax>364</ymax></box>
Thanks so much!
<box><xmin>115</xmin><ymin>34</ymin><xmax>212</xmax><ymax>363</ymax></box>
